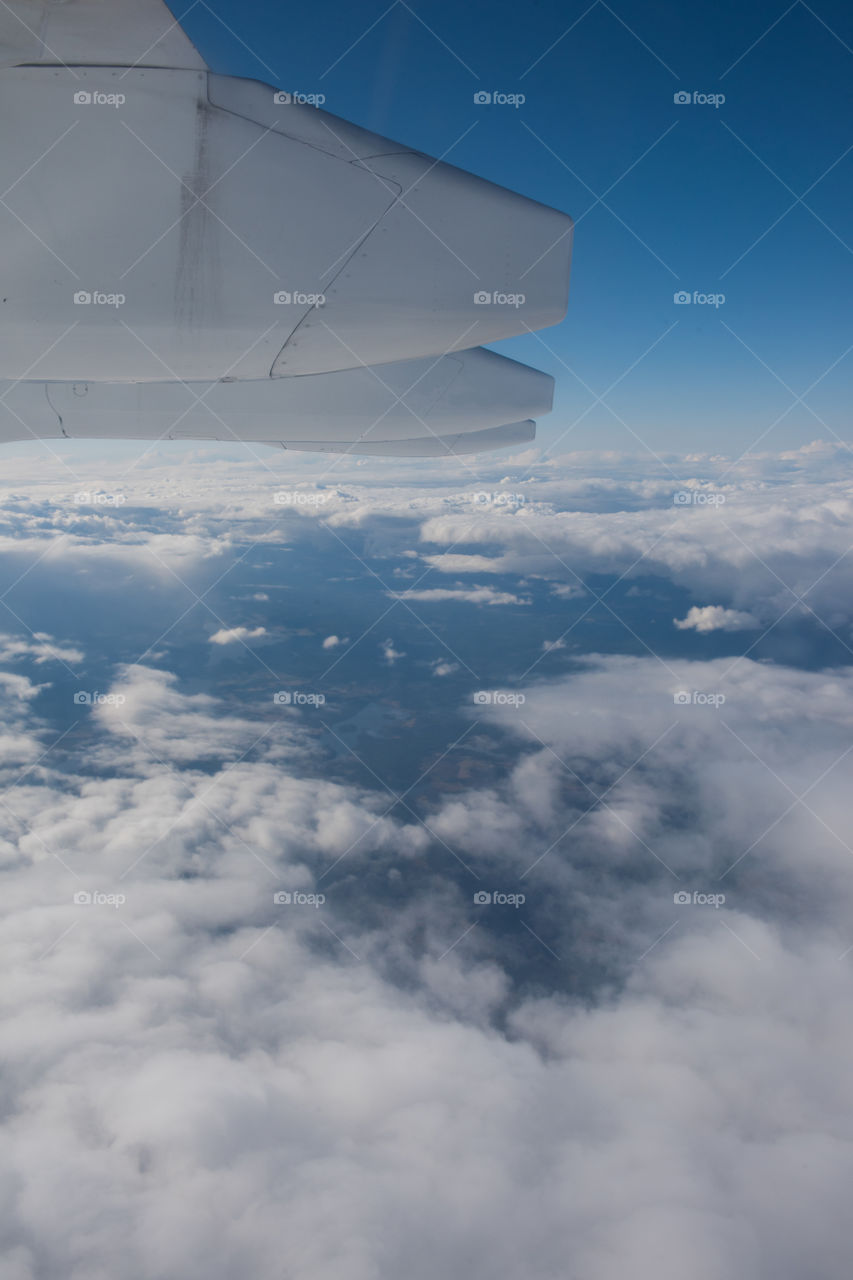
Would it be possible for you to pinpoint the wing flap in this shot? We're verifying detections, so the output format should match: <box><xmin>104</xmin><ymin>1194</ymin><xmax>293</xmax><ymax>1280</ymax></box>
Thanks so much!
<box><xmin>0</xmin><ymin>347</ymin><xmax>550</xmax><ymax>456</ymax></box>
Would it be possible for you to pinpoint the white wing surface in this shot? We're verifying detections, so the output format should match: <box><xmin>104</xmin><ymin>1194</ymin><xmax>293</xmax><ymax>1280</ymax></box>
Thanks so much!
<box><xmin>0</xmin><ymin>0</ymin><xmax>206</xmax><ymax>70</ymax></box>
<box><xmin>0</xmin><ymin>347</ymin><xmax>551</xmax><ymax>455</ymax></box>
<box><xmin>0</xmin><ymin>1</ymin><xmax>572</xmax><ymax>456</ymax></box>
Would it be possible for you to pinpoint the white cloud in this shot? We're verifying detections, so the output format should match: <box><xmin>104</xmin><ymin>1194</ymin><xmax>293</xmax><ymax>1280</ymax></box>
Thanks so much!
<box><xmin>381</xmin><ymin>638</ymin><xmax>405</xmax><ymax>665</ymax></box>
<box><xmin>90</xmin><ymin>664</ymin><xmax>289</xmax><ymax>765</ymax></box>
<box><xmin>322</xmin><ymin>635</ymin><xmax>349</xmax><ymax>649</ymax></box>
<box><xmin>674</xmin><ymin>605</ymin><xmax>759</xmax><ymax>632</ymax></box>
<box><xmin>422</xmin><ymin>553</ymin><xmax>510</xmax><ymax>575</ymax></box>
<box><xmin>431</xmin><ymin>661</ymin><xmax>459</xmax><ymax>677</ymax></box>
<box><xmin>208</xmin><ymin>626</ymin><xmax>267</xmax><ymax>646</ymax></box>
<box><xmin>391</xmin><ymin>585</ymin><xmax>531</xmax><ymax>606</ymax></box>
<box><xmin>0</xmin><ymin>444</ymin><xmax>851</xmax><ymax>1277</ymax></box>
<box><xmin>0</xmin><ymin>650</ymin><xmax>851</xmax><ymax>1279</ymax></box>
<box><xmin>0</xmin><ymin>632</ymin><xmax>85</xmax><ymax>667</ymax></box>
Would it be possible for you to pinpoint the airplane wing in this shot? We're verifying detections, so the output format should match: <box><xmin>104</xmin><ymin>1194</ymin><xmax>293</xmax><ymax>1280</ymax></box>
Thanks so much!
<box><xmin>0</xmin><ymin>0</ymin><xmax>206</xmax><ymax>71</ymax></box>
<box><xmin>0</xmin><ymin>0</ymin><xmax>572</xmax><ymax>457</ymax></box>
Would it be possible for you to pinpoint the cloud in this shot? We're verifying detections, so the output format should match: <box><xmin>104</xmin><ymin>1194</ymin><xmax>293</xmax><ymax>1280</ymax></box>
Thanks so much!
<box><xmin>408</xmin><ymin>448</ymin><xmax>853</xmax><ymax>630</ymax></box>
<box><xmin>322</xmin><ymin>635</ymin><xmax>349</xmax><ymax>649</ymax></box>
<box><xmin>89</xmin><ymin>664</ymin><xmax>290</xmax><ymax>765</ymax></box>
<box><xmin>0</xmin><ymin>632</ymin><xmax>85</xmax><ymax>667</ymax></box>
<box><xmin>2</xmin><ymin>438</ymin><xmax>852</xmax><ymax>635</ymax></box>
<box><xmin>381</xmin><ymin>638</ymin><xmax>405</xmax><ymax>665</ymax></box>
<box><xmin>674</xmin><ymin>605</ymin><xmax>759</xmax><ymax>632</ymax></box>
<box><xmin>0</xmin><ymin>648</ymin><xmax>852</xmax><ymax>1279</ymax></box>
<box><xmin>0</xmin><ymin>444</ymin><xmax>851</xmax><ymax>1277</ymax></box>
<box><xmin>431</xmin><ymin>661</ymin><xmax>459</xmax><ymax>676</ymax></box>
<box><xmin>208</xmin><ymin>626</ymin><xmax>267</xmax><ymax>646</ymax></box>
<box><xmin>391</xmin><ymin>585</ymin><xmax>531</xmax><ymax>606</ymax></box>
<box><xmin>0</xmin><ymin>670</ymin><xmax>52</xmax><ymax>767</ymax></box>
<box><xmin>422</xmin><ymin>553</ymin><xmax>510</xmax><ymax>575</ymax></box>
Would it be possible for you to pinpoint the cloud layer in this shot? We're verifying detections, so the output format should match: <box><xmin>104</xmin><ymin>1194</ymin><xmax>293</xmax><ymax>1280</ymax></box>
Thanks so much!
<box><xmin>0</xmin><ymin>442</ymin><xmax>852</xmax><ymax>1278</ymax></box>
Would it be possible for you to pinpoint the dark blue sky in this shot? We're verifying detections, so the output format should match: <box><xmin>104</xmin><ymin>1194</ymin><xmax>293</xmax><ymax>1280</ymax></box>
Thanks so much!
<box><xmin>173</xmin><ymin>0</ymin><xmax>853</xmax><ymax>454</ymax></box>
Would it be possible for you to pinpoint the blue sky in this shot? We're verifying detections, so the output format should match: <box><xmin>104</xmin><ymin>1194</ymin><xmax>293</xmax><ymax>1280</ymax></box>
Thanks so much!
<box><xmin>171</xmin><ymin>0</ymin><xmax>853</xmax><ymax>454</ymax></box>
